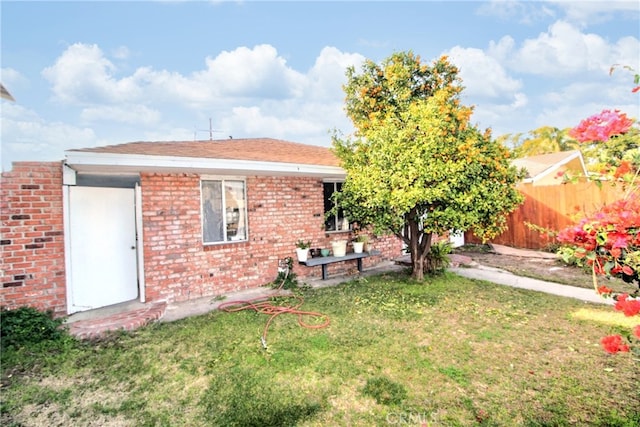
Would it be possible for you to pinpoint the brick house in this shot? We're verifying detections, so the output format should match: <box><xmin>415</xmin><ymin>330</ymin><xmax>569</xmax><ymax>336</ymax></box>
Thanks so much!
<box><xmin>1</xmin><ymin>138</ymin><xmax>403</xmax><ymax>316</ymax></box>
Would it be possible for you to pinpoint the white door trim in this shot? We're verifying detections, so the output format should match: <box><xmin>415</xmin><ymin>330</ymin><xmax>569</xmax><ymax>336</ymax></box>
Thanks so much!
<box><xmin>135</xmin><ymin>183</ymin><xmax>146</xmax><ymax>303</ymax></box>
<box><xmin>64</xmin><ymin>185</ymin><xmax>140</xmax><ymax>314</ymax></box>
<box><xmin>63</xmin><ymin>185</ymin><xmax>74</xmax><ymax>313</ymax></box>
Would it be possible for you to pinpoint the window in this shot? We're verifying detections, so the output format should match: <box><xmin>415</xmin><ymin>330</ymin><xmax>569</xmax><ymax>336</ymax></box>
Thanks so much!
<box><xmin>201</xmin><ymin>179</ymin><xmax>247</xmax><ymax>244</ymax></box>
<box><xmin>323</xmin><ymin>181</ymin><xmax>350</xmax><ymax>232</ymax></box>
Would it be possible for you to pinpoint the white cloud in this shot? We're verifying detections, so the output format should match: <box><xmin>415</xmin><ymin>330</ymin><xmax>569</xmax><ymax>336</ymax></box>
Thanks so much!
<box><xmin>543</xmin><ymin>79</ymin><xmax>638</xmax><ymax>119</ymax></box>
<box><xmin>19</xmin><ymin>42</ymin><xmax>364</xmax><ymax>160</ymax></box>
<box><xmin>221</xmin><ymin>100</ymin><xmax>350</xmax><ymax>146</ymax></box>
<box><xmin>476</xmin><ymin>0</ymin><xmax>556</xmax><ymax>24</ymax></box>
<box><xmin>196</xmin><ymin>44</ymin><xmax>306</xmax><ymax>98</ymax></box>
<box><xmin>479</xmin><ymin>1</ymin><xmax>638</xmax><ymax>27</ymax></box>
<box><xmin>487</xmin><ymin>35</ymin><xmax>516</xmax><ymax>62</ymax></box>
<box><xmin>1</xmin><ymin>103</ymin><xmax>96</xmax><ymax>170</ymax></box>
<box><xmin>551</xmin><ymin>0</ymin><xmax>640</xmax><ymax>26</ymax></box>
<box><xmin>470</xmin><ymin>91</ymin><xmax>531</xmax><ymax>135</ymax></box>
<box><xmin>447</xmin><ymin>46</ymin><xmax>524</xmax><ymax>100</ymax></box>
<box><xmin>9</xmin><ymin>22</ymin><xmax>635</xmax><ymax>169</ymax></box>
<box><xmin>306</xmin><ymin>46</ymin><xmax>365</xmax><ymax>101</ymax></box>
<box><xmin>111</xmin><ymin>46</ymin><xmax>131</xmax><ymax>60</ymax></box>
<box><xmin>131</xmin><ymin>67</ymin><xmax>213</xmax><ymax>107</ymax></box>
<box><xmin>42</xmin><ymin>43</ymin><xmax>141</xmax><ymax>105</ymax></box>
<box><xmin>1</xmin><ymin>67</ymin><xmax>27</xmax><ymax>88</ymax></box>
<box><xmin>80</xmin><ymin>104</ymin><xmax>162</xmax><ymax>125</ymax></box>
<box><xmin>508</xmin><ymin>20</ymin><xmax>639</xmax><ymax>77</ymax></box>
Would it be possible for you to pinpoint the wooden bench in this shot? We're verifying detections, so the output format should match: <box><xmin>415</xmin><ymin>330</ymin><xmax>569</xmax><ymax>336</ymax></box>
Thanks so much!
<box><xmin>299</xmin><ymin>250</ymin><xmax>380</xmax><ymax>280</ymax></box>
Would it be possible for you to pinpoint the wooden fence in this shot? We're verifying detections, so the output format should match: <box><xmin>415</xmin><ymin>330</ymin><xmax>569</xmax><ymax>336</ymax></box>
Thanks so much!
<box><xmin>465</xmin><ymin>181</ymin><xmax>628</xmax><ymax>250</ymax></box>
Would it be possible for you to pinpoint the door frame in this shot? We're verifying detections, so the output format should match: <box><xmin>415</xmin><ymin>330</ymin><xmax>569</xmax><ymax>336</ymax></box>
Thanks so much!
<box><xmin>63</xmin><ymin>180</ymin><xmax>145</xmax><ymax>314</ymax></box>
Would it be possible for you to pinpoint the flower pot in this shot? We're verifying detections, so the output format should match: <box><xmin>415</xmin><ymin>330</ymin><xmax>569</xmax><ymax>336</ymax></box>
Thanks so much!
<box><xmin>331</xmin><ymin>240</ymin><xmax>347</xmax><ymax>257</ymax></box>
<box><xmin>353</xmin><ymin>241</ymin><xmax>364</xmax><ymax>254</ymax></box>
<box><xmin>296</xmin><ymin>248</ymin><xmax>309</xmax><ymax>262</ymax></box>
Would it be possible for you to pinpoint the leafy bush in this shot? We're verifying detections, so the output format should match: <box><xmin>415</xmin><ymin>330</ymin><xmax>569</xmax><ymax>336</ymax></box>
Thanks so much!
<box><xmin>270</xmin><ymin>257</ymin><xmax>300</xmax><ymax>290</ymax></box>
<box><xmin>1</xmin><ymin>306</ymin><xmax>69</xmax><ymax>351</ymax></box>
<box><xmin>425</xmin><ymin>241</ymin><xmax>452</xmax><ymax>275</ymax></box>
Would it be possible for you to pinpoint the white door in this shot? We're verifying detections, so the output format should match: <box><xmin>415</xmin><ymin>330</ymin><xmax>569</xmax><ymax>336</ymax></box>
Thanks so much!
<box><xmin>68</xmin><ymin>186</ymin><xmax>138</xmax><ymax>313</ymax></box>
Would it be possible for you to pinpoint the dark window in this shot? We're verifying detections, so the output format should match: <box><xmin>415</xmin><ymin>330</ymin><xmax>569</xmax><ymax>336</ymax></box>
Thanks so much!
<box><xmin>323</xmin><ymin>181</ymin><xmax>349</xmax><ymax>232</ymax></box>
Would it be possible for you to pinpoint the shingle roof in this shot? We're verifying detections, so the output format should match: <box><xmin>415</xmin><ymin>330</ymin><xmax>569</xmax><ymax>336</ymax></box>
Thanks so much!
<box><xmin>68</xmin><ymin>138</ymin><xmax>339</xmax><ymax>167</ymax></box>
<box><xmin>512</xmin><ymin>150</ymin><xmax>585</xmax><ymax>180</ymax></box>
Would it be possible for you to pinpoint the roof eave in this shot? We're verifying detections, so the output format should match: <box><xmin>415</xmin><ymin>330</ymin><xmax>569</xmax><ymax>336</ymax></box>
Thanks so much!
<box><xmin>521</xmin><ymin>151</ymin><xmax>588</xmax><ymax>182</ymax></box>
<box><xmin>63</xmin><ymin>151</ymin><xmax>345</xmax><ymax>178</ymax></box>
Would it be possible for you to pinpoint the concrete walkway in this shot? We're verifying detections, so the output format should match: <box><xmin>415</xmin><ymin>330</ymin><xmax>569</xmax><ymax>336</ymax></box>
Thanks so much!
<box><xmin>161</xmin><ymin>260</ymin><xmax>404</xmax><ymax>323</ymax></box>
<box><xmin>450</xmin><ymin>264</ymin><xmax>612</xmax><ymax>306</ymax></box>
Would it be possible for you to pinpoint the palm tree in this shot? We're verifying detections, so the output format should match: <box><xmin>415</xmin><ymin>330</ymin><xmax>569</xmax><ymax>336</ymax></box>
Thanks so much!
<box><xmin>513</xmin><ymin>126</ymin><xmax>578</xmax><ymax>157</ymax></box>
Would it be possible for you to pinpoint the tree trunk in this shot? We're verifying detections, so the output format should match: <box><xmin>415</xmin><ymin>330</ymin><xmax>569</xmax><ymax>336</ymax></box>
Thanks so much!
<box><xmin>404</xmin><ymin>208</ymin><xmax>433</xmax><ymax>281</ymax></box>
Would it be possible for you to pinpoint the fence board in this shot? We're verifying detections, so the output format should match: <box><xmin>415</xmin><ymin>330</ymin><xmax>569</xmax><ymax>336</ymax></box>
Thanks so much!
<box><xmin>465</xmin><ymin>181</ymin><xmax>628</xmax><ymax>249</ymax></box>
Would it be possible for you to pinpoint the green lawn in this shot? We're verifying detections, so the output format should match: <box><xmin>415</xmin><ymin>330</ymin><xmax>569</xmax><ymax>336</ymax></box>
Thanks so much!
<box><xmin>2</xmin><ymin>271</ymin><xmax>639</xmax><ymax>426</ymax></box>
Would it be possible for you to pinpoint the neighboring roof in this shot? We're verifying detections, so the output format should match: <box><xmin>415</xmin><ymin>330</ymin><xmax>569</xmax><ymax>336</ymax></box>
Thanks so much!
<box><xmin>1</xmin><ymin>83</ymin><xmax>15</xmax><ymax>101</ymax></box>
<box><xmin>512</xmin><ymin>150</ymin><xmax>587</xmax><ymax>183</ymax></box>
<box><xmin>65</xmin><ymin>138</ymin><xmax>344</xmax><ymax>178</ymax></box>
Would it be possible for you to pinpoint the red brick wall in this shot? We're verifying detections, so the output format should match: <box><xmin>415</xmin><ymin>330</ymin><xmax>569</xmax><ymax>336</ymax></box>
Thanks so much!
<box><xmin>0</xmin><ymin>162</ymin><xmax>67</xmax><ymax>315</ymax></box>
<box><xmin>140</xmin><ymin>174</ymin><xmax>403</xmax><ymax>303</ymax></box>
<box><xmin>1</xmin><ymin>166</ymin><xmax>403</xmax><ymax>313</ymax></box>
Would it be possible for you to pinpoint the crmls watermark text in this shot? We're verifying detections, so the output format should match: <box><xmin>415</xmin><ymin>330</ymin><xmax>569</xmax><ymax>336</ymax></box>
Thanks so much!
<box><xmin>386</xmin><ymin>411</ymin><xmax>439</xmax><ymax>425</ymax></box>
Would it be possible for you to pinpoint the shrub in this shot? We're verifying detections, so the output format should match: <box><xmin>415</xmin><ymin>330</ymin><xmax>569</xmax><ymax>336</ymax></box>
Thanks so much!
<box><xmin>425</xmin><ymin>241</ymin><xmax>452</xmax><ymax>275</ymax></box>
<box><xmin>1</xmin><ymin>306</ymin><xmax>69</xmax><ymax>351</ymax></box>
<box><xmin>270</xmin><ymin>257</ymin><xmax>300</xmax><ymax>290</ymax></box>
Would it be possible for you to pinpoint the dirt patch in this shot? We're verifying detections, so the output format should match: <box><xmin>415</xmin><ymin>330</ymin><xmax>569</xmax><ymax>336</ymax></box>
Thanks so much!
<box><xmin>453</xmin><ymin>244</ymin><xmax>630</xmax><ymax>293</ymax></box>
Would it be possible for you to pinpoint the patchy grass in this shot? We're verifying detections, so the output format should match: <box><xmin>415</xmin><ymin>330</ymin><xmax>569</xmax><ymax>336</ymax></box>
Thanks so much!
<box><xmin>2</xmin><ymin>272</ymin><xmax>639</xmax><ymax>426</ymax></box>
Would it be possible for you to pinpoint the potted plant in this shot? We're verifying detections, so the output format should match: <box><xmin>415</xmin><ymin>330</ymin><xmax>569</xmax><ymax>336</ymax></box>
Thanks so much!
<box><xmin>331</xmin><ymin>240</ymin><xmax>347</xmax><ymax>257</ymax></box>
<box><xmin>295</xmin><ymin>240</ymin><xmax>311</xmax><ymax>262</ymax></box>
<box><xmin>353</xmin><ymin>234</ymin><xmax>368</xmax><ymax>254</ymax></box>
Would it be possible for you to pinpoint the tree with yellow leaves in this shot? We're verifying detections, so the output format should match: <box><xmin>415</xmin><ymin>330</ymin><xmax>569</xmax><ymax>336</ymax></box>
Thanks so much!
<box><xmin>333</xmin><ymin>52</ymin><xmax>523</xmax><ymax>280</ymax></box>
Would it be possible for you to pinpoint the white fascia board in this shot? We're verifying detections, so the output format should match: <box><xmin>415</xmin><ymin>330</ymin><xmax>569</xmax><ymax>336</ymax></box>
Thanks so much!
<box><xmin>529</xmin><ymin>162</ymin><xmax>559</xmax><ymax>182</ymax></box>
<box><xmin>530</xmin><ymin>151</ymin><xmax>584</xmax><ymax>183</ymax></box>
<box><xmin>64</xmin><ymin>151</ymin><xmax>346</xmax><ymax>178</ymax></box>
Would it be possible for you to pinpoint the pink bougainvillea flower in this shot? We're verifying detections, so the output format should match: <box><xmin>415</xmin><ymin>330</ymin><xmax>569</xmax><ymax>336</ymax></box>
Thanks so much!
<box><xmin>597</xmin><ymin>285</ymin><xmax>613</xmax><ymax>295</ymax></box>
<box><xmin>601</xmin><ymin>335</ymin><xmax>630</xmax><ymax>353</ymax></box>
<box><xmin>614</xmin><ymin>294</ymin><xmax>640</xmax><ymax>317</ymax></box>
<box><xmin>622</xmin><ymin>265</ymin><xmax>634</xmax><ymax>276</ymax></box>
<box><xmin>614</xmin><ymin>293</ymin><xmax>629</xmax><ymax>310</ymax></box>
<box><xmin>568</xmin><ymin>109</ymin><xmax>634</xmax><ymax>143</ymax></box>
<box><xmin>609</xmin><ymin>247</ymin><xmax>622</xmax><ymax>259</ymax></box>
<box><xmin>610</xmin><ymin>233</ymin><xmax>630</xmax><ymax>249</ymax></box>
<box><xmin>634</xmin><ymin>325</ymin><xmax>640</xmax><ymax>339</ymax></box>
<box><xmin>614</xmin><ymin>160</ymin><xmax>632</xmax><ymax>178</ymax></box>
<box><xmin>623</xmin><ymin>300</ymin><xmax>640</xmax><ymax>317</ymax></box>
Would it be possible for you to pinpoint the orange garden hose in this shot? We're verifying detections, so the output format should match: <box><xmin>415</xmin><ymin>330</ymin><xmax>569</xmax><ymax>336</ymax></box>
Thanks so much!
<box><xmin>218</xmin><ymin>267</ymin><xmax>330</xmax><ymax>349</ymax></box>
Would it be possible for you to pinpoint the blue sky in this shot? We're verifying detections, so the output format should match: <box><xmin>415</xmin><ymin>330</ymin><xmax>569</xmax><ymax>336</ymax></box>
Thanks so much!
<box><xmin>1</xmin><ymin>0</ymin><xmax>639</xmax><ymax>170</ymax></box>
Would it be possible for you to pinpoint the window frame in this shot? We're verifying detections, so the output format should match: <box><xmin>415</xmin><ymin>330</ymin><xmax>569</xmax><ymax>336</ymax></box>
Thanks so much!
<box><xmin>323</xmin><ymin>180</ymin><xmax>351</xmax><ymax>233</ymax></box>
<box><xmin>200</xmin><ymin>176</ymin><xmax>248</xmax><ymax>245</ymax></box>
